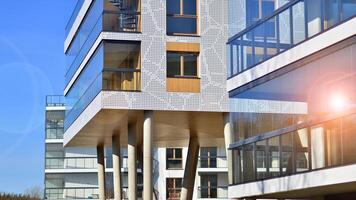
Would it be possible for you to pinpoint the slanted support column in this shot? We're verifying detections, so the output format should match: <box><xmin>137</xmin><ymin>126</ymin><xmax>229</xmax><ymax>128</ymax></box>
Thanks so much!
<box><xmin>112</xmin><ymin>134</ymin><xmax>122</xmax><ymax>200</ymax></box>
<box><xmin>180</xmin><ymin>136</ymin><xmax>199</xmax><ymax>200</ymax></box>
<box><xmin>128</xmin><ymin>124</ymin><xmax>137</xmax><ymax>200</ymax></box>
<box><xmin>97</xmin><ymin>144</ymin><xmax>106</xmax><ymax>200</ymax></box>
<box><xmin>143</xmin><ymin>110</ymin><xmax>153</xmax><ymax>200</ymax></box>
<box><xmin>223</xmin><ymin>113</ymin><xmax>234</xmax><ymax>184</ymax></box>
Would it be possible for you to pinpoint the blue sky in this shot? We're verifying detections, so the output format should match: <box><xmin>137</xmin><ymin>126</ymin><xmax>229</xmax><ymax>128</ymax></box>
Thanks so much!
<box><xmin>0</xmin><ymin>0</ymin><xmax>75</xmax><ymax>194</ymax></box>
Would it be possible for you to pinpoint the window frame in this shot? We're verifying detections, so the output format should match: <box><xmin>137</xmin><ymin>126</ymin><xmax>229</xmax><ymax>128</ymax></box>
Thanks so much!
<box><xmin>166</xmin><ymin>0</ymin><xmax>199</xmax><ymax>36</ymax></box>
<box><xmin>166</xmin><ymin>178</ymin><xmax>183</xmax><ymax>200</ymax></box>
<box><xmin>166</xmin><ymin>51</ymin><xmax>199</xmax><ymax>78</ymax></box>
<box><xmin>166</xmin><ymin>148</ymin><xmax>183</xmax><ymax>169</ymax></box>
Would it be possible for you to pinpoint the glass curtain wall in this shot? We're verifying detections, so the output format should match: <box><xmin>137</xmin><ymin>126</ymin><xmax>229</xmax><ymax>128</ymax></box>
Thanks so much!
<box><xmin>228</xmin><ymin>0</ymin><xmax>356</xmax><ymax>77</ymax></box>
<box><xmin>231</xmin><ymin>112</ymin><xmax>356</xmax><ymax>184</ymax></box>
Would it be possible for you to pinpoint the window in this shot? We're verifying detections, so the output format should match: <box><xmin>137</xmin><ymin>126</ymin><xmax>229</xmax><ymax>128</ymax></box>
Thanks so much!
<box><xmin>200</xmin><ymin>147</ymin><xmax>217</xmax><ymax>168</ymax></box>
<box><xmin>167</xmin><ymin>52</ymin><xmax>198</xmax><ymax>77</ymax></box>
<box><xmin>166</xmin><ymin>148</ymin><xmax>183</xmax><ymax>169</ymax></box>
<box><xmin>167</xmin><ymin>0</ymin><xmax>198</xmax><ymax>35</ymax></box>
<box><xmin>246</xmin><ymin>0</ymin><xmax>276</xmax><ymax>38</ymax></box>
<box><xmin>166</xmin><ymin>178</ymin><xmax>182</xmax><ymax>200</ymax></box>
<box><xmin>200</xmin><ymin>175</ymin><xmax>217</xmax><ymax>198</ymax></box>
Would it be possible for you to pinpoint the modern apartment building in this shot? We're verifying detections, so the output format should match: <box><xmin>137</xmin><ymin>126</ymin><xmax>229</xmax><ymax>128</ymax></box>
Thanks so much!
<box><xmin>62</xmin><ymin>0</ymin><xmax>230</xmax><ymax>200</ymax></box>
<box><xmin>44</xmin><ymin>96</ymin><xmax>228</xmax><ymax>199</ymax></box>
<box><xmin>227</xmin><ymin>0</ymin><xmax>356</xmax><ymax>199</ymax></box>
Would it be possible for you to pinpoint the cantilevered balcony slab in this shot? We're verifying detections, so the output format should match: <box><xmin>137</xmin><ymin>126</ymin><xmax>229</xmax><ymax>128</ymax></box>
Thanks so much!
<box><xmin>64</xmin><ymin>91</ymin><xmax>228</xmax><ymax>147</ymax></box>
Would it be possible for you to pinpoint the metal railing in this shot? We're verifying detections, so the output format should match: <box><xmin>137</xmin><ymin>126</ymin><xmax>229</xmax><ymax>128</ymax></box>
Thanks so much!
<box><xmin>46</xmin><ymin>95</ymin><xmax>65</xmax><ymax>107</ymax></box>
<box><xmin>197</xmin><ymin>186</ymin><xmax>228</xmax><ymax>199</ymax></box>
<box><xmin>45</xmin><ymin>156</ymin><xmax>129</xmax><ymax>169</ymax></box>
<box><xmin>198</xmin><ymin>156</ymin><xmax>227</xmax><ymax>168</ymax></box>
<box><xmin>230</xmin><ymin>109</ymin><xmax>356</xmax><ymax>185</ymax></box>
<box><xmin>227</xmin><ymin>0</ymin><xmax>356</xmax><ymax>78</ymax></box>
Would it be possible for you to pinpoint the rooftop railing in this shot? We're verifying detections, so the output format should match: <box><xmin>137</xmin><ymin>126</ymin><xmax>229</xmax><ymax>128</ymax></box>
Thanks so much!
<box><xmin>227</xmin><ymin>0</ymin><xmax>356</xmax><ymax>78</ymax></box>
<box><xmin>46</xmin><ymin>95</ymin><xmax>65</xmax><ymax>107</ymax></box>
<box><xmin>230</xmin><ymin>109</ymin><xmax>356</xmax><ymax>185</ymax></box>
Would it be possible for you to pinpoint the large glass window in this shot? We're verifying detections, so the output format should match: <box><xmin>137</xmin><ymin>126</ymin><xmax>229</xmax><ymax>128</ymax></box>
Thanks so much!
<box><xmin>200</xmin><ymin>174</ymin><xmax>217</xmax><ymax>198</ymax></box>
<box><xmin>167</xmin><ymin>0</ymin><xmax>198</xmax><ymax>35</ymax></box>
<box><xmin>246</xmin><ymin>0</ymin><xmax>275</xmax><ymax>27</ymax></box>
<box><xmin>46</xmin><ymin>110</ymin><xmax>64</xmax><ymax>139</ymax></box>
<box><xmin>167</xmin><ymin>52</ymin><xmax>198</xmax><ymax>77</ymax></box>
<box><xmin>167</xmin><ymin>178</ymin><xmax>182</xmax><ymax>200</ymax></box>
<box><xmin>200</xmin><ymin>147</ymin><xmax>217</xmax><ymax>168</ymax></box>
<box><xmin>166</xmin><ymin>148</ymin><xmax>183</xmax><ymax>169</ymax></box>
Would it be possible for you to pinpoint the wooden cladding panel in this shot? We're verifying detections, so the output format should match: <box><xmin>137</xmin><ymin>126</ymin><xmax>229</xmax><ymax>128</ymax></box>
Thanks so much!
<box><xmin>166</xmin><ymin>42</ymin><xmax>200</xmax><ymax>53</ymax></box>
<box><xmin>167</xmin><ymin>77</ymin><xmax>200</xmax><ymax>93</ymax></box>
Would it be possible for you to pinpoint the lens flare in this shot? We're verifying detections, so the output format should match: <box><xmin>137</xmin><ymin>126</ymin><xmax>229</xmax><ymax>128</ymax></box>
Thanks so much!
<box><xmin>330</xmin><ymin>94</ymin><xmax>347</xmax><ymax>112</ymax></box>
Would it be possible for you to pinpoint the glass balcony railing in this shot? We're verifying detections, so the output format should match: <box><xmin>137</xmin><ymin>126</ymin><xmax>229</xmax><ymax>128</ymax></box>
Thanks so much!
<box><xmin>197</xmin><ymin>186</ymin><xmax>228</xmax><ymax>199</ymax></box>
<box><xmin>198</xmin><ymin>156</ymin><xmax>227</xmax><ymax>168</ymax></box>
<box><xmin>65</xmin><ymin>0</ymin><xmax>86</xmax><ymax>37</ymax></box>
<box><xmin>46</xmin><ymin>95</ymin><xmax>65</xmax><ymax>107</ymax></box>
<box><xmin>45</xmin><ymin>187</ymin><xmax>99</xmax><ymax>200</ymax></box>
<box><xmin>45</xmin><ymin>156</ymin><xmax>129</xmax><ymax>169</ymax></box>
<box><xmin>227</xmin><ymin>0</ymin><xmax>356</xmax><ymax>78</ymax></box>
<box><xmin>46</xmin><ymin>128</ymin><xmax>64</xmax><ymax>140</ymax></box>
<box><xmin>230</xmin><ymin>110</ymin><xmax>356</xmax><ymax>185</ymax></box>
<box><xmin>45</xmin><ymin>187</ymin><xmax>142</xmax><ymax>200</ymax></box>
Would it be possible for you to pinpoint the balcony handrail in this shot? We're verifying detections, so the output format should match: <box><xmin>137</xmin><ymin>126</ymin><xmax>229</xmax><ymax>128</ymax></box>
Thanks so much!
<box><xmin>229</xmin><ymin>108</ymin><xmax>356</xmax><ymax>150</ymax></box>
<box><xmin>46</xmin><ymin>156</ymin><xmax>129</xmax><ymax>159</ymax></box>
<box><xmin>198</xmin><ymin>155</ymin><xmax>227</xmax><ymax>159</ymax></box>
<box><xmin>198</xmin><ymin>186</ymin><xmax>228</xmax><ymax>189</ymax></box>
<box><xmin>46</xmin><ymin>95</ymin><xmax>65</xmax><ymax>106</ymax></box>
<box><xmin>227</xmin><ymin>0</ymin><xmax>300</xmax><ymax>44</ymax></box>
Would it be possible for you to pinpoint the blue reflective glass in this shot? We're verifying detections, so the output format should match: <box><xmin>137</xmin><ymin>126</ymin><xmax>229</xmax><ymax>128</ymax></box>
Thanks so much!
<box><xmin>246</xmin><ymin>0</ymin><xmax>260</xmax><ymax>26</ymax></box>
<box><xmin>342</xmin><ymin>0</ymin><xmax>356</xmax><ymax>20</ymax></box>
<box><xmin>167</xmin><ymin>0</ymin><xmax>180</xmax><ymax>14</ymax></box>
<box><xmin>167</xmin><ymin>16</ymin><xmax>197</xmax><ymax>34</ymax></box>
<box><xmin>184</xmin><ymin>0</ymin><xmax>197</xmax><ymax>15</ymax></box>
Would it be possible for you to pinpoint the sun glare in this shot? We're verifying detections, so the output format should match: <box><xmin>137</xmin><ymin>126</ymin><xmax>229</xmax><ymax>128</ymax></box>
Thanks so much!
<box><xmin>330</xmin><ymin>94</ymin><xmax>348</xmax><ymax>112</ymax></box>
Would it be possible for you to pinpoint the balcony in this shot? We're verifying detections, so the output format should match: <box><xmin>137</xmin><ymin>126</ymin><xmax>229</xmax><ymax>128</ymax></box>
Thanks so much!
<box><xmin>45</xmin><ymin>187</ymin><xmax>142</xmax><ymax>199</ymax></box>
<box><xmin>230</xmin><ymin>109</ymin><xmax>356</xmax><ymax>186</ymax></box>
<box><xmin>46</xmin><ymin>95</ymin><xmax>65</xmax><ymax>107</ymax></box>
<box><xmin>227</xmin><ymin>0</ymin><xmax>356</xmax><ymax>78</ymax></box>
<box><xmin>65</xmin><ymin>0</ymin><xmax>141</xmax><ymax>88</ymax></box>
<box><xmin>197</xmin><ymin>186</ymin><xmax>228</xmax><ymax>199</ymax></box>
<box><xmin>45</xmin><ymin>156</ymin><xmax>129</xmax><ymax>170</ymax></box>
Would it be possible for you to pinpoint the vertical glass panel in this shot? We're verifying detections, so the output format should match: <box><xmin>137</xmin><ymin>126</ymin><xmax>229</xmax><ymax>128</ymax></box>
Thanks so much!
<box><xmin>268</xmin><ymin>136</ymin><xmax>280</xmax><ymax>178</ymax></box>
<box><xmin>278</xmin><ymin>8</ymin><xmax>291</xmax><ymax>52</ymax></box>
<box><xmin>295</xmin><ymin>128</ymin><xmax>309</xmax><ymax>172</ymax></box>
<box><xmin>281</xmin><ymin>132</ymin><xmax>293</xmax><ymax>175</ymax></box>
<box><xmin>306</xmin><ymin>0</ymin><xmax>322</xmax><ymax>37</ymax></box>
<box><xmin>167</xmin><ymin>53</ymin><xmax>181</xmax><ymax>77</ymax></box>
<box><xmin>200</xmin><ymin>175</ymin><xmax>217</xmax><ymax>198</ymax></box>
<box><xmin>253</xmin><ymin>24</ymin><xmax>265</xmax><ymax>64</ymax></box>
<box><xmin>292</xmin><ymin>2</ymin><xmax>306</xmax><ymax>44</ymax></box>
<box><xmin>242</xmin><ymin>144</ymin><xmax>255</xmax><ymax>182</ymax></box>
<box><xmin>242</xmin><ymin>34</ymin><xmax>254</xmax><ymax>70</ymax></box>
<box><xmin>183</xmin><ymin>54</ymin><xmax>198</xmax><ymax>76</ymax></box>
<box><xmin>232</xmin><ymin>148</ymin><xmax>242</xmax><ymax>184</ymax></box>
<box><xmin>325</xmin><ymin>119</ymin><xmax>342</xmax><ymax>167</ymax></box>
<box><xmin>256</xmin><ymin>140</ymin><xmax>267</xmax><ymax>180</ymax></box>
<box><xmin>184</xmin><ymin>0</ymin><xmax>197</xmax><ymax>15</ymax></box>
<box><xmin>104</xmin><ymin>42</ymin><xmax>140</xmax><ymax>69</ymax></box>
<box><xmin>262</xmin><ymin>0</ymin><xmax>276</xmax><ymax>18</ymax></box>
<box><xmin>324</xmin><ymin>0</ymin><xmax>339</xmax><ymax>29</ymax></box>
<box><xmin>342</xmin><ymin>114</ymin><xmax>356</xmax><ymax>165</ymax></box>
<box><xmin>246</xmin><ymin>0</ymin><xmax>260</xmax><ymax>27</ymax></box>
<box><xmin>310</xmin><ymin>125</ymin><xmax>326</xmax><ymax>169</ymax></box>
<box><xmin>341</xmin><ymin>0</ymin><xmax>356</xmax><ymax>20</ymax></box>
<box><xmin>266</xmin><ymin>16</ymin><xmax>278</xmax><ymax>59</ymax></box>
<box><xmin>167</xmin><ymin>0</ymin><xmax>180</xmax><ymax>14</ymax></box>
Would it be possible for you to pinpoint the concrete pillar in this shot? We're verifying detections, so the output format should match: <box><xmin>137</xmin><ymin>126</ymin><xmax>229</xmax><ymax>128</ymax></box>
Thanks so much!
<box><xmin>143</xmin><ymin>110</ymin><xmax>153</xmax><ymax>200</ymax></box>
<box><xmin>128</xmin><ymin>124</ymin><xmax>137</xmax><ymax>200</ymax></box>
<box><xmin>112</xmin><ymin>134</ymin><xmax>122</xmax><ymax>200</ymax></box>
<box><xmin>97</xmin><ymin>144</ymin><xmax>106</xmax><ymax>200</ymax></box>
<box><xmin>223</xmin><ymin>113</ymin><xmax>234</xmax><ymax>184</ymax></box>
<box><xmin>180</xmin><ymin>136</ymin><xmax>199</xmax><ymax>200</ymax></box>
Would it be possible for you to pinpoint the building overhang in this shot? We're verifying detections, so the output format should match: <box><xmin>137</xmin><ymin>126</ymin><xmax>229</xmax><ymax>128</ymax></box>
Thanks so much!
<box><xmin>228</xmin><ymin>164</ymin><xmax>356</xmax><ymax>199</ymax></box>
<box><xmin>64</xmin><ymin>91</ymin><xmax>228</xmax><ymax>148</ymax></box>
